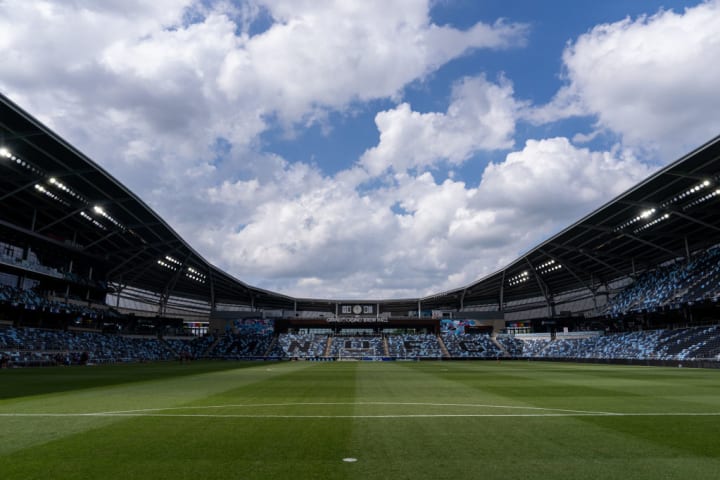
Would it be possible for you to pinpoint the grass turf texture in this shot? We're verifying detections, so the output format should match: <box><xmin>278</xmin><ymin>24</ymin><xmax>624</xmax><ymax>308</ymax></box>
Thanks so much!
<box><xmin>1</xmin><ymin>361</ymin><xmax>719</xmax><ymax>479</ymax></box>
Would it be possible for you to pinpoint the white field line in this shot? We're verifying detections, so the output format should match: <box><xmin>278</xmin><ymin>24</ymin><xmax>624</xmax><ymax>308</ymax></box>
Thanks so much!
<box><xmin>1</xmin><ymin>412</ymin><xmax>720</xmax><ymax>419</ymax></box>
<box><xmin>93</xmin><ymin>402</ymin><xmax>612</xmax><ymax>416</ymax></box>
<box><xmin>0</xmin><ymin>402</ymin><xmax>719</xmax><ymax>419</ymax></box>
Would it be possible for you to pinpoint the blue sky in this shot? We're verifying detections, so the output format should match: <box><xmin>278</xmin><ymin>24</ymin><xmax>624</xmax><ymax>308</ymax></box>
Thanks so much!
<box><xmin>259</xmin><ymin>0</ymin><xmax>706</xmax><ymax>196</ymax></box>
<box><xmin>1</xmin><ymin>0</ymin><xmax>719</xmax><ymax>299</ymax></box>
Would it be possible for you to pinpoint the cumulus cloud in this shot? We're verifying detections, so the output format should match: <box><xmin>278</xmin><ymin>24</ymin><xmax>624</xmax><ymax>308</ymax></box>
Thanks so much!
<box><xmin>480</xmin><ymin>138</ymin><xmax>652</xmax><ymax>210</ymax></box>
<box><xmin>200</xmin><ymin>138</ymin><xmax>653</xmax><ymax>299</ymax></box>
<box><xmin>528</xmin><ymin>0</ymin><xmax>720</xmax><ymax>157</ymax></box>
<box><xmin>360</xmin><ymin>75</ymin><xmax>521</xmax><ymax>175</ymax></box>
<box><xmin>218</xmin><ymin>0</ymin><xmax>527</xmax><ymax>122</ymax></box>
<box><xmin>0</xmin><ymin>0</ymin><xmax>526</xmax><ymax>154</ymax></box>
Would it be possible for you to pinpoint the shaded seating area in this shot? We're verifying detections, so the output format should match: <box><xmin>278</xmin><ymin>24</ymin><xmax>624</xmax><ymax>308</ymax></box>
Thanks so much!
<box><xmin>442</xmin><ymin>333</ymin><xmax>503</xmax><ymax>358</ymax></box>
<box><xmin>606</xmin><ymin>247</ymin><xmax>720</xmax><ymax>316</ymax></box>
<box><xmin>386</xmin><ymin>333</ymin><xmax>442</xmax><ymax>358</ymax></box>
<box><xmin>328</xmin><ymin>335</ymin><xmax>384</xmax><ymax>358</ymax></box>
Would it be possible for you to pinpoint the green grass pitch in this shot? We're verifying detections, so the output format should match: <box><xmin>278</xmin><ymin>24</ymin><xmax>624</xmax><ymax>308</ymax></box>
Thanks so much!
<box><xmin>1</xmin><ymin>360</ymin><xmax>720</xmax><ymax>479</ymax></box>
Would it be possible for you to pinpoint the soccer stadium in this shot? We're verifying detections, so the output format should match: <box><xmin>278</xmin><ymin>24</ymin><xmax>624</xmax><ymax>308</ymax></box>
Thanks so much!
<box><xmin>2</xmin><ymin>93</ymin><xmax>720</xmax><ymax>477</ymax></box>
<box><xmin>3</xmin><ymin>2</ymin><xmax>720</xmax><ymax>478</ymax></box>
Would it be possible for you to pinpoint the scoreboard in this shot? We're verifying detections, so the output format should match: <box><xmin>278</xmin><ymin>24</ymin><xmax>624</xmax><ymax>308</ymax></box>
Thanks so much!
<box><xmin>338</xmin><ymin>304</ymin><xmax>375</xmax><ymax>315</ymax></box>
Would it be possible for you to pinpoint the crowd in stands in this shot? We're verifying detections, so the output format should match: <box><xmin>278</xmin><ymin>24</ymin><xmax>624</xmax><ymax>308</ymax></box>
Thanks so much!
<box><xmin>0</xmin><ymin>251</ymin><xmax>63</xmax><ymax>279</ymax></box>
<box><xmin>163</xmin><ymin>335</ymin><xmax>216</xmax><ymax>359</ymax></box>
<box><xmin>495</xmin><ymin>335</ymin><xmax>525</xmax><ymax>356</ymax></box>
<box><xmin>0</xmin><ymin>284</ymin><xmax>102</xmax><ymax>318</ymax></box>
<box><xmin>272</xmin><ymin>333</ymin><xmax>329</xmax><ymax>358</ymax></box>
<box><xmin>3</xmin><ymin>322</ymin><xmax>720</xmax><ymax>368</ymax></box>
<box><xmin>0</xmin><ymin>326</ymin><xmax>176</xmax><ymax>366</ymax></box>
<box><xmin>442</xmin><ymin>333</ymin><xmax>503</xmax><ymax>358</ymax></box>
<box><xmin>328</xmin><ymin>335</ymin><xmax>385</xmax><ymax>358</ymax></box>
<box><xmin>494</xmin><ymin>325</ymin><xmax>720</xmax><ymax>361</ymax></box>
<box><xmin>0</xmin><ymin>252</ymin><xmax>107</xmax><ymax>290</ymax></box>
<box><xmin>213</xmin><ymin>332</ymin><xmax>274</xmax><ymax>358</ymax></box>
<box><xmin>606</xmin><ymin>246</ymin><xmax>720</xmax><ymax>317</ymax></box>
<box><xmin>386</xmin><ymin>334</ymin><xmax>442</xmax><ymax>358</ymax></box>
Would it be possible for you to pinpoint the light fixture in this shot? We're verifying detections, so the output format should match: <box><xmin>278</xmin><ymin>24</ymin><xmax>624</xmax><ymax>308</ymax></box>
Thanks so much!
<box><xmin>508</xmin><ymin>271</ymin><xmax>530</xmax><ymax>286</ymax></box>
<box><xmin>157</xmin><ymin>259</ymin><xmax>178</xmax><ymax>271</ymax></box>
<box><xmin>79</xmin><ymin>210</ymin><xmax>107</xmax><ymax>230</ymax></box>
<box><xmin>165</xmin><ymin>255</ymin><xmax>182</xmax><ymax>266</ymax></box>
<box><xmin>634</xmin><ymin>213</ymin><xmax>671</xmax><ymax>234</ymax></box>
<box><xmin>640</xmin><ymin>208</ymin><xmax>655</xmax><ymax>219</ymax></box>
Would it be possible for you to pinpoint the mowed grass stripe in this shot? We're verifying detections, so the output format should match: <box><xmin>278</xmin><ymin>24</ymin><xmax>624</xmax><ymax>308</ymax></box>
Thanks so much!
<box><xmin>403</xmin><ymin>361</ymin><xmax>720</xmax><ymax>413</ymax></box>
<box><xmin>1</xmin><ymin>361</ymin><xmax>359</xmax><ymax>480</ymax></box>
<box><xmin>0</xmin><ymin>361</ymin><xmax>248</xmax><ymax>400</ymax></box>
<box><xmin>1</xmin><ymin>361</ymin><xmax>720</xmax><ymax>480</ymax></box>
<box><xmin>0</xmin><ymin>361</ymin><xmax>307</xmax><ymax>456</ymax></box>
<box><xmin>343</xmin><ymin>362</ymin><xmax>720</xmax><ymax>480</ymax></box>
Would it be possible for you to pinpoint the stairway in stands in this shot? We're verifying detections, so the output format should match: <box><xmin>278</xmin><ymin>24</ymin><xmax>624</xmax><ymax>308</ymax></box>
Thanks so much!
<box><xmin>323</xmin><ymin>336</ymin><xmax>333</xmax><ymax>357</ymax></box>
<box><xmin>436</xmin><ymin>334</ymin><xmax>450</xmax><ymax>358</ymax></box>
<box><xmin>204</xmin><ymin>336</ymin><xmax>222</xmax><ymax>357</ymax></box>
<box><xmin>263</xmin><ymin>336</ymin><xmax>278</xmax><ymax>357</ymax></box>
<box><xmin>491</xmin><ymin>336</ymin><xmax>510</xmax><ymax>357</ymax></box>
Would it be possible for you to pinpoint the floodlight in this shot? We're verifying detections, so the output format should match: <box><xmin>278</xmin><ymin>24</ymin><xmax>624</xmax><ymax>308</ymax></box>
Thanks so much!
<box><xmin>0</xmin><ymin>147</ymin><xmax>10</xmax><ymax>158</ymax></box>
<box><xmin>640</xmin><ymin>208</ymin><xmax>655</xmax><ymax>219</ymax></box>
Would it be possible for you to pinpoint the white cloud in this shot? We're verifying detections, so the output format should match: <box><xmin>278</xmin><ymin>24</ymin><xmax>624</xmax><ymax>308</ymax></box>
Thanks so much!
<box><xmin>529</xmin><ymin>0</ymin><xmax>720</xmax><ymax>157</ymax></box>
<box><xmin>218</xmin><ymin>1</ymin><xmax>527</xmax><ymax>123</ymax></box>
<box><xmin>360</xmin><ymin>75</ymin><xmax>520</xmax><ymax>175</ymax></box>
<box><xmin>477</xmin><ymin>138</ymin><xmax>654</xmax><ymax>223</ymax></box>
<box><xmin>0</xmin><ymin>0</ymin><xmax>527</xmax><ymax>219</ymax></box>
<box><xmin>196</xmin><ymin>138</ymin><xmax>653</xmax><ymax>299</ymax></box>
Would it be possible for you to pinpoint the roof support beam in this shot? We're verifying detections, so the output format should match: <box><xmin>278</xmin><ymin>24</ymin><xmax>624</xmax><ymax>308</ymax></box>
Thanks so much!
<box><xmin>538</xmin><ymin>248</ymin><xmax>598</xmax><ymax>294</ymax></box>
<box><xmin>0</xmin><ymin>130</ymin><xmax>46</xmax><ymax>142</ymax></box>
<box><xmin>669</xmin><ymin>210</ymin><xmax>720</xmax><ymax>234</ymax></box>
<box><xmin>159</xmin><ymin>252</ymin><xmax>193</xmax><ymax>316</ymax></box>
<box><xmin>35</xmin><ymin>206</ymin><xmax>86</xmax><ymax>233</ymax></box>
<box><xmin>208</xmin><ymin>269</ymin><xmax>216</xmax><ymax>312</ymax></box>
<box><xmin>616</xmin><ymin>200</ymin><xmax>720</xmax><ymax>235</ymax></box>
<box><xmin>106</xmin><ymin>248</ymin><xmax>147</xmax><ymax>277</ymax></box>
<box><xmin>524</xmin><ymin>257</ymin><xmax>552</xmax><ymax>311</ymax></box>
<box><xmin>662</xmin><ymin>171</ymin><xmax>713</xmax><ymax>181</ymax></box>
<box><xmin>550</xmin><ymin>235</ymin><xmax>638</xmax><ymax>263</ymax></box>
<box><xmin>125</xmin><ymin>221</ymin><xmax>163</xmax><ymax>230</ymax></box>
<box><xmin>82</xmin><ymin>231</ymin><xmax>118</xmax><ymax>251</ymax></box>
<box><xmin>0</xmin><ymin>179</ymin><xmax>37</xmax><ymax>202</ymax></box>
<box><xmin>547</xmin><ymin>243</ymin><xmax>630</xmax><ymax>278</ymax></box>
<box><xmin>620</xmin><ymin>232</ymin><xmax>678</xmax><ymax>257</ymax></box>
<box><xmin>499</xmin><ymin>270</ymin><xmax>505</xmax><ymax>312</ymax></box>
<box><xmin>579</xmin><ymin>224</ymin><xmax>679</xmax><ymax>257</ymax></box>
<box><xmin>110</xmin><ymin>238</ymin><xmax>181</xmax><ymax>255</ymax></box>
<box><xmin>124</xmin><ymin>246</ymin><xmax>185</xmax><ymax>292</ymax></box>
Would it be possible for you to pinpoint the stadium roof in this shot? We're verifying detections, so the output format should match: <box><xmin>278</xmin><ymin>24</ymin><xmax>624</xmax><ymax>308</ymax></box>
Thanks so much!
<box><xmin>1</xmin><ymin>92</ymin><xmax>720</xmax><ymax>315</ymax></box>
